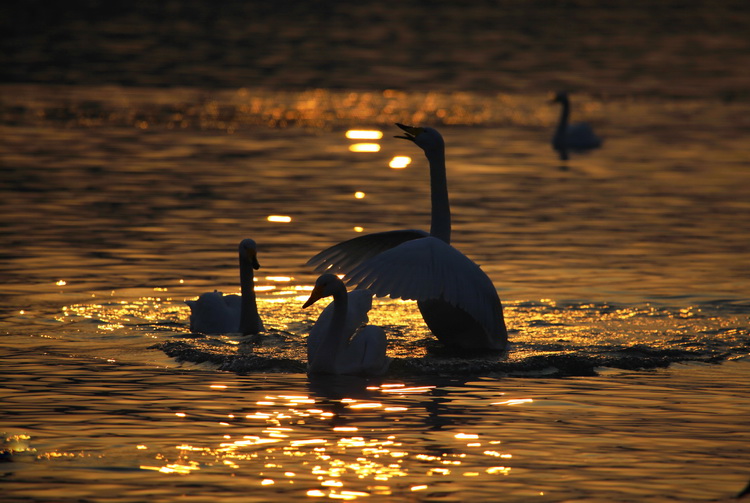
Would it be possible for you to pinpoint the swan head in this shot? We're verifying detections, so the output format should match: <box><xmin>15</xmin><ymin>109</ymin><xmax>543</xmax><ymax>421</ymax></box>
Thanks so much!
<box><xmin>303</xmin><ymin>273</ymin><xmax>343</xmax><ymax>308</ymax></box>
<box><xmin>239</xmin><ymin>238</ymin><xmax>260</xmax><ymax>270</ymax></box>
<box><xmin>552</xmin><ymin>91</ymin><xmax>569</xmax><ymax>104</ymax></box>
<box><xmin>395</xmin><ymin>123</ymin><xmax>444</xmax><ymax>154</ymax></box>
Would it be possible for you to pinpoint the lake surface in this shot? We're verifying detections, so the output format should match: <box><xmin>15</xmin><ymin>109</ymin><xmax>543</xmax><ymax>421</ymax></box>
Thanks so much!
<box><xmin>2</xmin><ymin>1</ymin><xmax>750</xmax><ymax>501</ymax></box>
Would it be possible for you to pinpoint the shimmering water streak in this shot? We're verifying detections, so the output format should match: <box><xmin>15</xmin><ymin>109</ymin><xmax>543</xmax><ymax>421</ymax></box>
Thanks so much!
<box><xmin>345</xmin><ymin>130</ymin><xmax>383</xmax><ymax>140</ymax></box>
<box><xmin>129</xmin><ymin>383</ymin><xmax>524</xmax><ymax>499</ymax></box>
<box><xmin>1</xmin><ymin>83</ymin><xmax>697</xmax><ymax>131</ymax></box>
<box><xmin>4</xmin><ymin>352</ymin><xmax>746</xmax><ymax>502</ymax></box>
<box><xmin>6</xmin><ymin>85</ymin><xmax>547</xmax><ymax>130</ymax></box>
<box><xmin>48</xmin><ymin>285</ymin><xmax>750</xmax><ymax>375</ymax></box>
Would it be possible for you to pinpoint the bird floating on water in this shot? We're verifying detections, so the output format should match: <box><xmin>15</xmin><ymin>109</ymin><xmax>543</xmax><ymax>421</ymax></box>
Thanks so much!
<box><xmin>551</xmin><ymin>91</ymin><xmax>602</xmax><ymax>161</ymax></box>
<box><xmin>303</xmin><ymin>273</ymin><xmax>390</xmax><ymax>376</ymax></box>
<box><xmin>308</xmin><ymin>124</ymin><xmax>508</xmax><ymax>351</ymax></box>
<box><xmin>186</xmin><ymin>238</ymin><xmax>264</xmax><ymax>335</ymax></box>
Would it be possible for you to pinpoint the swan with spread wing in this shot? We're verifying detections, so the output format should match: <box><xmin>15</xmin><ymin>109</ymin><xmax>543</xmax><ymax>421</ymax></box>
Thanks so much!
<box><xmin>186</xmin><ymin>238</ymin><xmax>264</xmax><ymax>335</ymax></box>
<box><xmin>308</xmin><ymin>124</ymin><xmax>507</xmax><ymax>351</ymax></box>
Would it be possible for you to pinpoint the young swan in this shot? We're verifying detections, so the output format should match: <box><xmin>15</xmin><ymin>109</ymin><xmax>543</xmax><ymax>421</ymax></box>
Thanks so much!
<box><xmin>186</xmin><ymin>238</ymin><xmax>264</xmax><ymax>335</ymax></box>
<box><xmin>303</xmin><ymin>274</ymin><xmax>390</xmax><ymax>376</ymax></box>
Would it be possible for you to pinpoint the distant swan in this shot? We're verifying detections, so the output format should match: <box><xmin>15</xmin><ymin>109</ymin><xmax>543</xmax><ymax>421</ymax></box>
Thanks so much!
<box><xmin>308</xmin><ymin>124</ymin><xmax>508</xmax><ymax>351</ymax></box>
<box><xmin>186</xmin><ymin>238</ymin><xmax>264</xmax><ymax>335</ymax></box>
<box><xmin>303</xmin><ymin>273</ymin><xmax>390</xmax><ymax>376</ymax></box>
<box><xmin>552</xmin><ymin>92</ymin><xmax>602</xmax><ymax>160</ymax></box>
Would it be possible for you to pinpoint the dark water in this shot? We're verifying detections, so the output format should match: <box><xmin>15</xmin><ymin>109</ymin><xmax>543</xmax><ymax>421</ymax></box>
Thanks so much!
<box><xmin>3</xmin><ymin>1</ymin><xmax>750</xmax><ymax>99</ymax></box>
<box><xmin>2</xmin><ymin>1</ymin><xmax>750</xmax><ymax>501</ymax></box>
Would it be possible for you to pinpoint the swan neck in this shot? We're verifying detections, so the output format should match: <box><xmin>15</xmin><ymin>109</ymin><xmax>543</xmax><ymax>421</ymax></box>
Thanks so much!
<box><xmin>555</xmin><ymin>99</ymin><xmax>570</xmax><ymax>136</ymax></box>
<box><xmin>239</xmin><ymin>259</ymin><xmax>261</xmax><ymax>334</ymax></box>
<box><xmin>309</xmin><ymin>287</ymin><xmax>349</xmax><ymax>373</ymax></box>
<box><xmin>329</xmin><ymin>288</ymin><xmax>349</xmax><ymax>345</ymax></box>
<box><xmin>426</xmin><ymin>148</ymin><xmax>451</xmax><ymax>244</ymax></box>
<box><xmin>553</xmin><ymin>99</ymin><xmax>570</xmax><ymax>160</ymax></box>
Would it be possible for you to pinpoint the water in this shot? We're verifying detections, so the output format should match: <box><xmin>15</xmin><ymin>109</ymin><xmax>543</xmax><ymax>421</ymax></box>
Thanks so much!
<box><xmin>2</xmin><ymin>2</ymin><xmax>750</xmax><ymax>501</ymax></box>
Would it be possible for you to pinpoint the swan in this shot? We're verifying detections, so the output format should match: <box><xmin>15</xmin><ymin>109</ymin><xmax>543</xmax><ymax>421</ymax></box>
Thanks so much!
<box><xmin>307</xmin><ymin>124</ymin><xmax>507</xmax><ymax>351</ymax></box>
<box><xmin>186</xmin><ymin>238</ymin><xmax>264</xmax><ymax>335</ymax></box>
<box><xmin>303</xmin><ymin>273</ymin><xmax>390</xmax><ymax>376</ymax></box>
<box><xmin>551</xmin><ymin>91</ymin><xmax>602</xmax><ymax>160</ymax></box>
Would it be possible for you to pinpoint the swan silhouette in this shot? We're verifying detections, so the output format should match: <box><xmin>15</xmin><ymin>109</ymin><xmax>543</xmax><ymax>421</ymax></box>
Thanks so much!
<box><xmin>304</xmin><ymin>273</ymin><xmax>390</xmax><ymax>376</ymax></box>
<box><xmin>552</xmin><ymin>92</ymin><xmax>602</xmax><ymax>160</ymax></box>
<box><xmin>186</xmin><ymin>238</ymin><xmax>264</xmax><ymax>335</ymax></box>
<box><xmin>308</xmin><ymin>124</ymin><xmax>507</xmax><ymax>351</ymax></box>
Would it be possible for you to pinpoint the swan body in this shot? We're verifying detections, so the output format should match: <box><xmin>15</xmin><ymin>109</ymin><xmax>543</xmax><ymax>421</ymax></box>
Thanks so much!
<box><xmin>308</xmin><ymin>124</ymin><xmax>507</xmax><ymax>351</ymax></box>
<box><xmin>186</xmin><ymin>238</ymin><xmax>264</xmax><ymax>335</ymax></box>
<box><xmin>304</xmin><ymin>273</ymin><xmax>390</xmax><ymax>376</ymax></box>
<box><xmin>552</xmin><ymin>92</ymin><xmax>602</xmax><ymax>160</ymax></box>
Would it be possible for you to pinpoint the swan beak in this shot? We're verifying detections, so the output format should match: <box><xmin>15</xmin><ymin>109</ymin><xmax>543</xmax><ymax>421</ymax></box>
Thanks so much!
<box><xmin>394</xmin><ymin>123</ymin><xmax>423</xmax><ymax>141</ymax></box>
<box><xmin>244</xmin><ymin>247</ymin><xmax>261</xmax><ymax>270</ymax></box>
<box><xmin>550</xmin><ymin>91</ymin><xmax>567</xmax><ymax>103</ymax></box>
<box><xmin>303</xmin><ymin>284</ymin><xmax>324</xmax><ymax>308</ymax></box>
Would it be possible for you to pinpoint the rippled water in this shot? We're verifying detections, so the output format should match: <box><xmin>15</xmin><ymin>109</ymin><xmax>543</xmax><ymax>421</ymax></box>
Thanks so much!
<box><xmin>3</xmin><ymin>1</ymin><xmax>750</xmax><ymax>501</ymax></box>
<box><xmin>2</xmin><ymin>84</ymin><xmax>749</xmax><ymax>501</ymax></box>
<box><xmin>2</xmin><ymin>344</ymin><xmax>749</xmax><ymax>502</ymax></box>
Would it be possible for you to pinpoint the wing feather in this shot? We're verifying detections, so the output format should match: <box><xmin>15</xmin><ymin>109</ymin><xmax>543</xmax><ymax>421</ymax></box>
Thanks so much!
<box><xmin>346</xmin><ymin>237</ymin><xmax>503</xmax><ymax>337</ymax></box>
<box><xmin>307</xmin><ymin>230</ymin><xmax>429</xmax><ymax>275</ymax></box>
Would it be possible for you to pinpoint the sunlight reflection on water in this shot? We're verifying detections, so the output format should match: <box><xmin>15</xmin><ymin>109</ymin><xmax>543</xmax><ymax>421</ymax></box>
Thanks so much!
<box><xmin>3</xmin><ymin>3</ymin><xmax>750</xmax><ymax>499</ymax></box>
<box><xmin>48</xmin><ymin>283</ymin><xmax>749</xmax><ymax>377</ymax></box>
<box><xmin>2</xmin><ymin>76</ymin><xmax>750</xmax><ymax>503</ymax></box>
<box><xmin>127</xmin><ymin>381</ymin><xmax>524</xmax><ymax>500</ymax></box>
<box><xmin>3</xmin><ymin>353</ymin><xmax>748</xmax><ymax>501</ymax></box>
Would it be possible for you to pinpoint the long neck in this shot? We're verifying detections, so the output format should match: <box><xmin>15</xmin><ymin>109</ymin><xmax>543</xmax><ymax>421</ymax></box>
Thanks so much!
<box><xmin>238</xmin><ymin>259</ymin><xmax>262</xmax><ymax>334</ymax></box>
<box><xmin>555</xmin><ymin>99</ymin><xmax>570</xmax><ymax>139</ymax></box>
<box><xmin>309</xmin><ymin>287</ymin><xmax>348</xmax><ymax>373</ymax></box>
<box><xmin>426</xmin><ymin>148</ymin><xmax>451</xmax><ymax>244</ymax></box>
<box><xmin>553</xmin><ymin>99</ymin><xmax>570</xmax><ymax>160</ymax></box>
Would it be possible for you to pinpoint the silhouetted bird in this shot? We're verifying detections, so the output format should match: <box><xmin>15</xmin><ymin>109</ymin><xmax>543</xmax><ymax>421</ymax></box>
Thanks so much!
<box><xmin>186</xmin><ymin>239</ymin><xmax>264</xmax><ymax>335</ymax></box>
<box><xmin>551</xmin><ymin>91</ymin><xmax>602</xmax><ymax>161</ymax></box>
<box><xmin>303</xmin><ymin>273</ymin><xmax>390</xmax><ymax>376</ymax></box>
<box><xmin>308</xmin><ymin>124</ymin><xmax>508</xmax><ymax>351</ymax></box>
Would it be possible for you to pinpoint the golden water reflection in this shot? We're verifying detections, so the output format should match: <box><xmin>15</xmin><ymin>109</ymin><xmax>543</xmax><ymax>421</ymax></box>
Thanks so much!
<box><xmin>136</xmin><ymin>384</ymin><xmax>524</xmax><ymax>499</ymax></box>
<box><xmin>6</xmin><ymin>85</ymin><xmax>579</xmax><ymax>131</ymax></box>
<box><xmin>56</xmin><ymin>280</ymin><xmax>734</xmax><ymax>370</ymax></box>
<box><xmin>348</xmin><ymin>143</ymin><xmax>380</xmax><ymax>153</ymax></box>
<box><xmin>388</xmin><ymin>156</ymin><xmax>411</xmax><ymax>169</ymax></box>
<box><xmin>345</xmin><ymin>130</ymin><xmax>383</xmax><ymax>140</ymax></box>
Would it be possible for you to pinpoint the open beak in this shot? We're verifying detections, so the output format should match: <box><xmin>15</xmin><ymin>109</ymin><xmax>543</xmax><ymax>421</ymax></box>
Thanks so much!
<box><xmin>302</xmin><ymin>284</ymin><xmax>325</xmax><ymax>308</ymax></box>
<box><xmin>394</xmin><ymin>123</ymin><xmax>422</xmax><ymax>142</ymax></box>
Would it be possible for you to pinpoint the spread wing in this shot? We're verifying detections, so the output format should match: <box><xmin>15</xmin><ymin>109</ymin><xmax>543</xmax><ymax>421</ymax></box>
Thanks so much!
<box><xmin>307</xmin><ymin>229</ymin><xmax>429</xmax><ymax>275</ymax></box>
<box><xmin>345</xmin><ymin>237</ymin><xmax>503</xmax><ymax>339</ymax></box>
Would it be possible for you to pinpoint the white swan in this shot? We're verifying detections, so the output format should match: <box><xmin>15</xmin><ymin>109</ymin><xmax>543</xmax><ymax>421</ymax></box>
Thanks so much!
<box><xmin>186</xmin><ymin>238</ymin><xmax>264</xmax><ymax>335</ymax></box>
<box><xmin>303</xmin><ymin>273</ymin><xmax>390</xmax><ymax>376</ymax></box>
<box><xmin>551</xmin><ymin>92</ymin><xmax>602</xmax><ymax>160</ymax></box>
<box><xmin>307</xmin><ymin>124</ymin><xmax>508</xmax><ymax>351</ymax></box>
